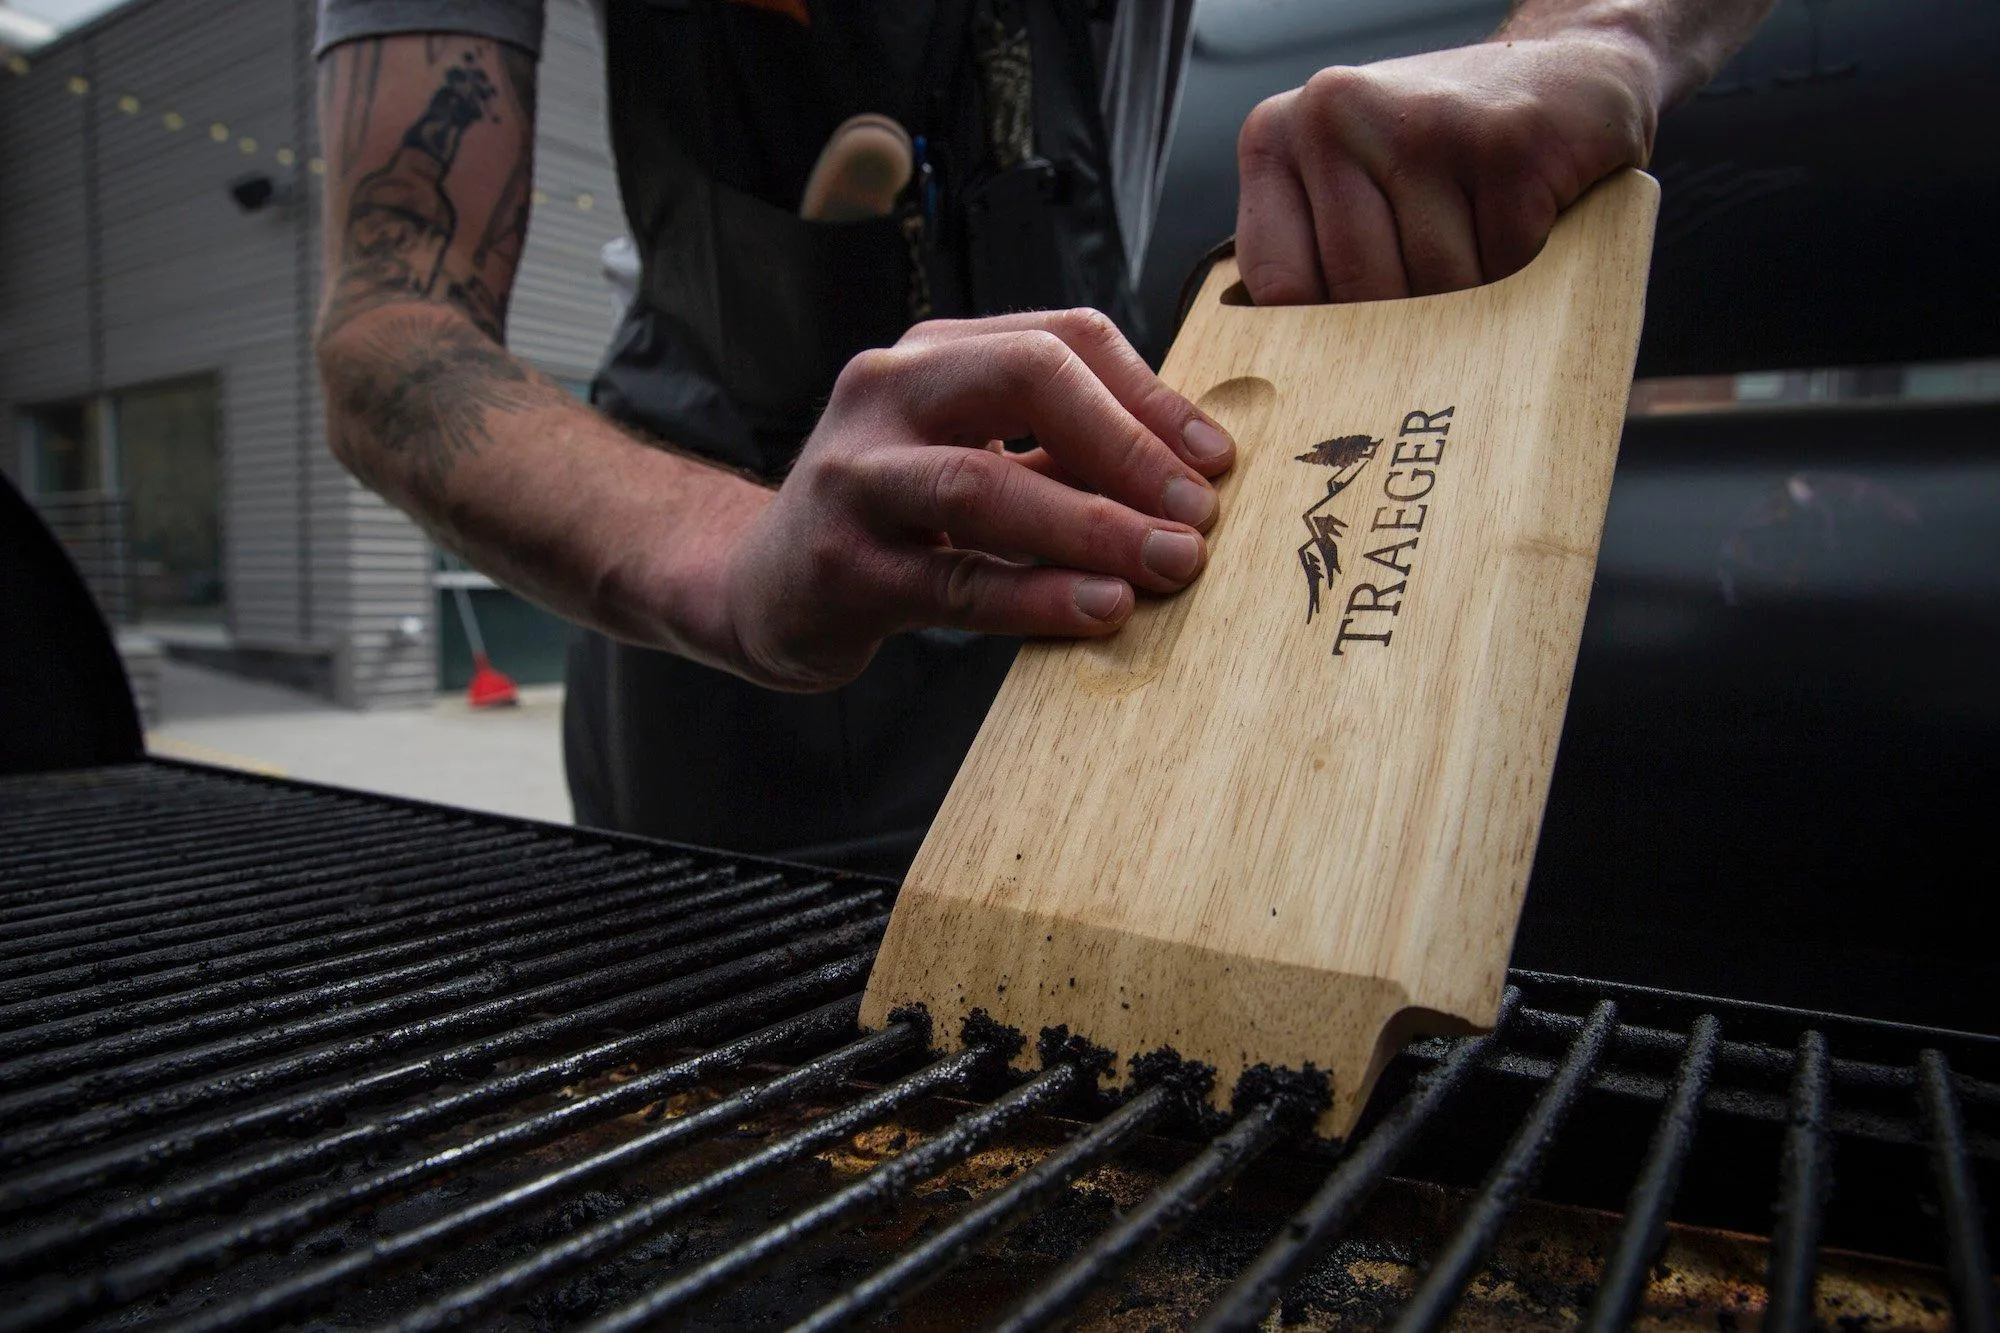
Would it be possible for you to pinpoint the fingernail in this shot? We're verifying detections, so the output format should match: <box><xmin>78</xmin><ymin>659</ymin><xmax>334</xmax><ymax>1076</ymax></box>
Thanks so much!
<box><xmin>1074</xmin><ymin>577</ymin><xmax>1129</xmax><ymax>622</ymax></box>
<box><xmin>1142</xmin><ymin>529</ymin><xmax>1203</xmax><ymax>583</ymax></box>
<box><xmin>1183</xmin><ymin>417</ymin><xmax>1234</xmax><ymax>463</ymax></box>
<box><xmin>1163</xmin><ymin>475</ymin><xmax>1217</xmax><ymax>527</ymax></box>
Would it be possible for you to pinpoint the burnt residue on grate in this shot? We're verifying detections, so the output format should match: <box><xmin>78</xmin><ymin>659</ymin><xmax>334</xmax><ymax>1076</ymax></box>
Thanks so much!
<box><xmin>0</xmin><ymin>761</ymin><xmax>1993</xmax><ymax>1331</ymax></box>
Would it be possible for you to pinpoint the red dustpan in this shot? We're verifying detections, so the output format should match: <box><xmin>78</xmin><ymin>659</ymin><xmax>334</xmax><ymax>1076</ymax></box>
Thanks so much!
<box><xmin>451</xmin><ymin>585</ymin><xmax>518</xmax><ymax>708</ymax></box>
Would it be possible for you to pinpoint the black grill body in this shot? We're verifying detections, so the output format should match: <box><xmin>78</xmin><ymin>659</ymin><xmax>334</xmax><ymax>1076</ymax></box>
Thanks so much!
<box><xmin>0</xmin><ymin>762</ymin><xmax>1992</xmax><ymax>1331</ymax></box>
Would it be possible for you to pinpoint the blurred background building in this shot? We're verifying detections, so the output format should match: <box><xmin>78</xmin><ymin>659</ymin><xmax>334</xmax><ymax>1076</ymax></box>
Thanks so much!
<box><xmin>0</xmin><ymin>0</ymin><xmax>625</xmax><ymax>708</ymax></box>
<box><xmin>5</xmin><ymin>0</ymin><xmax>1996</xmax><ymax>723</ymax></box>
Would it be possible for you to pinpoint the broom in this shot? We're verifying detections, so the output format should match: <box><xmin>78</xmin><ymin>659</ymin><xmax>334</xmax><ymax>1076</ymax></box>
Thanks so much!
<box><xmin>450</xmin><ymin>584</ymin><xmax>519</xmax><ymax>708</ymax></box>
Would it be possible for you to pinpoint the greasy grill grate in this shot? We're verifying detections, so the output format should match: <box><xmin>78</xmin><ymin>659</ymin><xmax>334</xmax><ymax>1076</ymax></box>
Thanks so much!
<box><xmin>0</xmin><ymin>762</ymin><xmax>1993</xmax><ymax>1331</ymax></box>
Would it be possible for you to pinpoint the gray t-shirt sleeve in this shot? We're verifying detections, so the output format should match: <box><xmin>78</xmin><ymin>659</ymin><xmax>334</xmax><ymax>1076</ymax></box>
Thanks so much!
<box><xmin>314</xmin><ymin>0</ymin><xmax>546</xmax><ymax>58</ymax></box>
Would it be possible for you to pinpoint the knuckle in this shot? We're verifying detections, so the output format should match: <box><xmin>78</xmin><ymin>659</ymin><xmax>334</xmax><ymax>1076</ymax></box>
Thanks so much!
<box><xmin>805</xmin><ymin>438</ymin><xmax>870</xmax><ymax>500</ymax></box>
<box><xmin>1475</xmin><ymin>105</ymin><xmax>1541</xmax><ymax>170</ymax></box>
<box><xmin>929</xmin><ymin>449</ymin><xmax>998</xmax><ymax>525</ymax></box>
<box><xmin>800</xmin><ymin>528</ymin><xmax>851</xmax><ymax>592</ymax></box>
<box><xmin>1078</xmin><ymin>494</ymin><xmax>1128</xmax><ymax>558</ymax></box>
<box><xmin>1136</xmin><ymin>377</ymin><xmax>1196</xmax><ymax>430</ymax></box>
<box><xmin>932</xmin><ymin>552</ymin><xmax>986</xmax><ymax>619</ymax></box>
<box><xmin>1114</xmin><ymin>419</ymin><xmax>1159</xmax><ymax>477</ymax></box>
<box><xmin>1384</xmin><ymin>90</ymin><xmax>1452</xmax><ymax>151</ymax></box>
<box><xmin>1320</xmin><ymin>256</ymin><xmax>1379</xmax><ymax>303</ymax></box>
<box><xmin>1240</xmin><ymin>256</ymin><xmax>1315</xmax><ymax>306</ymax></box>
<box><xmin>1237</xmin><ymin>94</ymin><xmax>1293</xmax><ymax>162</ymax></box>
<box><xmin>1051</xmin><ymin>306</ymin><xmax>1121</xmax><ymax>353</ymax></box>
<box><xmin>1003</xmin><ymin>329</ymin><xmax>1074</xmax><ymax>393</ymax></box>
<box><xmin>898</xmin><ymin>317</ymin><xmax>960</xmax><ymax>347</ymax></box>
<box><xmin>833</xmin><ymin>346</ymin><xmax>905</xmax><ymax>397</ymax></box>
<box><xmin>1302</xmin><ymin>65</ymin><xmax>1367</xmax><ymax>110</ymax></box>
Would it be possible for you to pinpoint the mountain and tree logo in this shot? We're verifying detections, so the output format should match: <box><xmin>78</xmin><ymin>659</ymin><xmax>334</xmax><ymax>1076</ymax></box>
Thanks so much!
<box><xmin>1294</xmin><ymin>434</ymin><xmax>1382</xmax><ymax>620</ymax></box>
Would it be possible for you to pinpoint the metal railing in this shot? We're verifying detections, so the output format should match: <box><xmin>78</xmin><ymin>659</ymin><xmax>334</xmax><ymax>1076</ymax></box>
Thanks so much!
<box><xmin>26</xmin><ymin>490</ymin><xmax>133</xmax><ymax>626</ymax></box>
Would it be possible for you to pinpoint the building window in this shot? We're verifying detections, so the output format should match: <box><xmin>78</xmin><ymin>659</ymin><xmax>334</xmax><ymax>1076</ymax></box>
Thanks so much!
<box><xmin>17</xmin><ymin>376</ymin><xmax>224</xmax><ymax>625</ymax></box>
<box><xmin>23</xmin><ymin>399</ymin><xmax>112</xmax><ymax>494</ymax></box>
<box><xmin>119</xmin><ymin>377</ymin><xmax>224</xmax><ymax>622</ymax></box>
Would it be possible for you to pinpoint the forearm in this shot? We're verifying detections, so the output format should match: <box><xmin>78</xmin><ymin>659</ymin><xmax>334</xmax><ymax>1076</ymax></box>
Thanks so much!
<box><xmin>319</xmin><ymin>300</ymin><xmax>769</xmax><ymax>669</ymax></box>
<box><xmin>1497</xmin><ymin>0</ymin><xmax>1776</xmax><ymax>106</ymax></box>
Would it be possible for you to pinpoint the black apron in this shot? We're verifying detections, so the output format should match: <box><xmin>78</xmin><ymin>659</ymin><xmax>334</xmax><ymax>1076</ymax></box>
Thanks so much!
<box><xmin>565</xmin><ymin>0</ymin><xmax>1140</xmax><ymax>874</ymax></box>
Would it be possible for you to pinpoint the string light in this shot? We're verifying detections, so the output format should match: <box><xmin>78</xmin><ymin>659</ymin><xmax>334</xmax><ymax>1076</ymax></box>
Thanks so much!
<box><xmin>2</xmin><ymin>59</ymin><xmax>614</xmax><ymax>219</ymax></box>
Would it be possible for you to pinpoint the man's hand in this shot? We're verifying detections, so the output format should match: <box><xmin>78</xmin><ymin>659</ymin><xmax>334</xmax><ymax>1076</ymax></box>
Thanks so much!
<box><xmin>713</xmin><ymin>310</ymin><xmax>1238</xmax><ymax>691</ymax></box>
<box><xmin>1235</xmin><ymin>0</ymin><xmax>1774</xmax><ymax>304</ymax></box>
<box><xmin>318</xmin><ymin>38</ymin><xmax>1235</xmax><ymax>696</ymax></box>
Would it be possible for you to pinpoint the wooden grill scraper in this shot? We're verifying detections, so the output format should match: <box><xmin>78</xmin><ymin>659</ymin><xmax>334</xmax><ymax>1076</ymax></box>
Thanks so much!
<box><xmin>861</xmin><ymin>170</ymin><xmax>1659</xmax><ymax>1136</ymax></box>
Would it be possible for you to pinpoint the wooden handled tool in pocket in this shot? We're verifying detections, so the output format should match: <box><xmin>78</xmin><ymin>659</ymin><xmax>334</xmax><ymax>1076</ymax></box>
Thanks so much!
<box><xmin>862</xmin><ymin>170</ymin><xmax>1660</xmax><ymax>1137</ymax></box>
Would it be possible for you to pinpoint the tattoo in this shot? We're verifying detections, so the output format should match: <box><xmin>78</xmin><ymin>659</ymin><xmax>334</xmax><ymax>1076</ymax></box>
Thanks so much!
<box><xmin>470</xmin><ymin>50</ymin><xmax>537</xmax><ymax>272</ymax></box>
<box><xmin>334</xmin><ymin>41</ymin><xmax>383</xmax><ymax>174</ymax></box>
<box><xmin>317</xmin><ymin>36</ymin><xmax>545</xmax><ymax>498</ymax></box>
<box><xmin>497</xmin><ymin>41</ymin><xmax>536</xmax><ymax>123</ymax></box>
<box><xmin>328</xmin><ymin>314</ymin><xmax>566</xmax><ymax>505</ymax></box>
<box><xmin>322</xmin><ymin>40</ymin><xmax>534</xmax><ymax>343</ymax></box>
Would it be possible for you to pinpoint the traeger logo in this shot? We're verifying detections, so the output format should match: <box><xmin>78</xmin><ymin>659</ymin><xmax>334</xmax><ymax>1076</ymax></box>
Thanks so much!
<box><xmin>1294</xmin><ymin>405</ymin><xmax>1456</xmax><ymax>655</ymax></box>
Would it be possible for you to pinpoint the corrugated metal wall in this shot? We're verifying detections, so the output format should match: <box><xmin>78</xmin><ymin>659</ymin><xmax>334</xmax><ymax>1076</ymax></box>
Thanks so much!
<box><xmin>510</xmin><ymin>0</ymin><xmax>628</xmax><ymax>379</ymax></box>
<box><xmin>0</xmin><ymin>46</ymin><xmax>90</xmax><ymax>404</ymax></box>
<box><xmin>0</xmin><ymin>0</ymin><xmax>626</xmax><ymax>709</ymax></box>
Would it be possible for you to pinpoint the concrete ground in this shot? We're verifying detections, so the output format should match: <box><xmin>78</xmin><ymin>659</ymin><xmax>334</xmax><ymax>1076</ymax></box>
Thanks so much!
<box><xmin>146</xmin><ymin>659</ymin><xmax>572</xmax><ymax>824</ymax></box>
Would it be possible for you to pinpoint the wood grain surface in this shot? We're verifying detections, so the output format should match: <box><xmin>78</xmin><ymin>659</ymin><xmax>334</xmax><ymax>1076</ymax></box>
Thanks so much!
<box><xmin>861</xmin><ymin>170</ymin><xmax>1660</xmax><ymax>1136</ymax></box>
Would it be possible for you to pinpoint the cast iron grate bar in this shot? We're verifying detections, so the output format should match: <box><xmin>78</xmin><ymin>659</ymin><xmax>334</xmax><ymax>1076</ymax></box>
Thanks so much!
<box><xmin>0</xmin><ymin>820</ymin><xmax>600</xmax><ymax>944</ymax></box>
<box><xmin>1917</xmin><ymin>1048</ymin><xmax>1996</xmax><ymax>1332</ymax></box>
<box><xmin>0</xmin><ymin>842</ymin><xmax>669</xmax><ymax>1012</ymax></box>
<box><xmin>0</xmin><ymin>803</ymin><xmax>429</xmax><ymax>903</ymax></box>
<box><xmin>1192</xmin><ymin>992</ymin><xmax>1522</xmax><ymax>1333</ymax></box>
<box><xmin>0</xmin><ymin>858</ymin><xmax>690</xmax><ymax>1058</ymax></box>
<box><xmin>789</xmin><ymin>1080</ymin><xmax>1182</xmax><ymax>1332</ymax></box>
<box><xmin>6</xmin><ymin>1000</ymin><xmax>906</xmax><ymax>1333</ymax></box>
<box><xmin>387</xmin><ymin>1043</ymin><xmax>1000</xmax><ymax>1333</ymax></box>
<box><xmin>1583</xmin><ymin>1012</ymin><xmax>1721</xmax><ymax>1331</ymax></box>
<box><xmin>0</xmin><ymin>828</ymin><xmax>546</xmax><ymax>976</ymax></box>
<box><xmin>581</xmin><ymin>1061</ymin><xmax>1087</xmax><ymax>1332</ymax></box>
<box><xmin>996</xmin><ymin>1090</ymin><xmax>1297</xmax><ymax>1333</ymax></box>
<box><xmin>0</xmin><ymin>878</ymin><xmax>869</xmax><ymax>1139</ymax></box>
<box><xmin>0</xmin><ymin>960</ymin><xmax>876</xmax><ymax>1286</ymax></box>
<box><xmin>1763</xmin><ymin>1029</ymin><xmax>1832</xmax><ymax>1333</ymax></box>
<box><xmin>1</xmin><ymin>763</ymin><xmax>1992</xmax><ymax>1331</ymax></box>
<box><xmin>0</xmin><ymin>911</ymin><xmax>890</xmax><ymax>1209</ymax></box>
<box><xmin>1389</xmin><ymin>1000</ymin><xmax>1620</xmax><ymax>1333</ymax></box>
<box><xmin>0</xmin><ymin>865</ymin><xmax>784</xmax><ymax>1089</ymax></box>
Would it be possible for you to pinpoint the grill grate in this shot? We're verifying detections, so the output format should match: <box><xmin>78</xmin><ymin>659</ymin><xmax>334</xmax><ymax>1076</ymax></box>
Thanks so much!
<box><xmin>1</xmin><ymin>762</ymin><xmax>1993</xmax><ymax>1331</ymax></box>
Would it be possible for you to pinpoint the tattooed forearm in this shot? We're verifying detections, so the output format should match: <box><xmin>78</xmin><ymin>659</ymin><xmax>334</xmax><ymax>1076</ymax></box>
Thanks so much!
<box><xmin>315</xmin><ymin>32</ymin><xmax>546</xmax><ymax>501</ymax></box>
<box><xmin>324</xmin><ymin>313</ymin><xmax>569</xmax><ymax>509</ymax></box>
<box><xmin>334</xmin><ymin>41</ymin><xmax>382</xmax><ymax>174</ymax></box>
<box><xmin>317</xmin><ymin>37</ymin><xmax>536</xmax><ymax>344</ymax></box>
<box><xmin>342</xmin><ymin>63</ymin><xmax>495</xmax><ymax>311</ymax></box>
